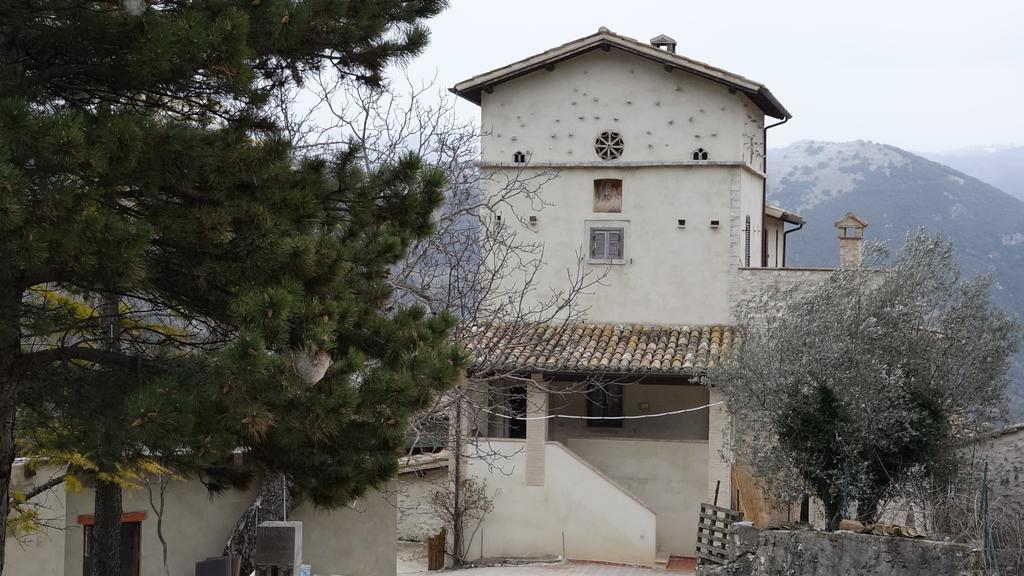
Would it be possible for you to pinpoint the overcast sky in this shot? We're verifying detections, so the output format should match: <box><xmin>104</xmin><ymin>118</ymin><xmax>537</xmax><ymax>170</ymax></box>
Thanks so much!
<box><xmin>400</xmin><ymin>0</ymin><xmax>1023</xmax><ymax>153</ymax></box>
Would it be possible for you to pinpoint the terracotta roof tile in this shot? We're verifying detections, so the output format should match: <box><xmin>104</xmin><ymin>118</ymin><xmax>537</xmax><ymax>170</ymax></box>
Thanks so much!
<box><xmin>465</xmin><ymin>322</ymin><xmax>735</xmax><ymax>376</ymax></box>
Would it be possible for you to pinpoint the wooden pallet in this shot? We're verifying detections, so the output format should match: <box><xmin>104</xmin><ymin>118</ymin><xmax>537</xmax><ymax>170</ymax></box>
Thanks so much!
<box><xmin>427</xmin><ymin>526</ymin><xmax>447</xmax><ymax>571</ymax></box>
<box><xmin>695</xmin><ymin>502</ymin><xmax>742</xmax><ymax>565</ymax></box>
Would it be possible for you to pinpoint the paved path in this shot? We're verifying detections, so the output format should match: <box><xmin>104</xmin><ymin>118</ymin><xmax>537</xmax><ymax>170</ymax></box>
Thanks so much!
<box><xmin>414</xmin><ymin>562</ymin><xmax>692</xmax><ymax>576</ymax></box>
<box><xmin>397</xmin><ymin>541</ymin><xmax>694</xmax><ymax>576</ymax></box>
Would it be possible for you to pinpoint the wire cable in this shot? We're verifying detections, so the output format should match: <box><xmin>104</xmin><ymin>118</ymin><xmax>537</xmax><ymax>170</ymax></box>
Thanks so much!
<box><xmin>480</xmin><ymin>400</ymin><xmax>723</xmax><ymax>421</ymax></box>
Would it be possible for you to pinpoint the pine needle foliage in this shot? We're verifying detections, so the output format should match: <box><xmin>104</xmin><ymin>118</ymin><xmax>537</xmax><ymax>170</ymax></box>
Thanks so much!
<box><xmin>0</xmin><ymin>1</ymin><xmax>461</xmax><ymax>572</ymax></box>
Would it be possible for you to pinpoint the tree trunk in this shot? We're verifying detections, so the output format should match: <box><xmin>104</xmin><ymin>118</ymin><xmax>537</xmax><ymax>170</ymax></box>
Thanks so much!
<box><xmin>92</xmin><ymin>294</ymin><xmax>123</xmax><ymax>576</ymax></box>
<box><xmin>824</xmin><ymin>496</ymin><xmax>843</xmax><ymax>531</ymax></box>
<box><xmin>0</xmin><ymin>281</ymin><xmax>21</xmax><ymax>576</ymax></box>
<box><xmin>856</xmin><ymin>488</ymin><xmax>883</xmax><ymax>525</ymax></box>
<box><xmin>224</xmin><ymin>471</ymin><xmax>293</xmax><ymax>575</ymax></box>
<box><xmin>450</xmin><ymin>398</ymin><xmax>463</xmax><ymax>566</ymax></box>
<box><xmin>0</xmin><ymin>373</ymin><xmax>16</xmax><ymax>576</ymax></box>
<box><xmin>92</xmin><ymin>478</ymin><xmax>123</xmax><ymax>576</ymax></box>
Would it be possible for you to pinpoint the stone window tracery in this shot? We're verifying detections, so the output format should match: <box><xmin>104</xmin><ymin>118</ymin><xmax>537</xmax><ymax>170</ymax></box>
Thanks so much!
<box><xmin>594</xmin><ymin>131</ymin><xmax>624</xmax><ymax>160</ymax></box>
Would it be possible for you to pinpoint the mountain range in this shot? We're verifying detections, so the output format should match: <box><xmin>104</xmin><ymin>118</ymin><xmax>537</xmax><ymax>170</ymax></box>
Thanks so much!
<box><xmin>920</xmin><ymin>145</ymin><xmax>1024</xmax><ymax>202</ymax></box>
<box><xmin>767</xmin><ymin>140</ymin><xmax>1024</xmax><ymax>416</ymax></box>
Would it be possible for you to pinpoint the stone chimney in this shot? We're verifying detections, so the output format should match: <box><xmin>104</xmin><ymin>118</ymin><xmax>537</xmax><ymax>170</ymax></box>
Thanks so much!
<box><xmin>650</xmin><ymin>34</ymin><xmax>677</xmax><ymax>53</ymax></box>
<box><xmin>834</xmin><ymin>212</ymin><xmax>868</xmax><ymax>268</ymax></box>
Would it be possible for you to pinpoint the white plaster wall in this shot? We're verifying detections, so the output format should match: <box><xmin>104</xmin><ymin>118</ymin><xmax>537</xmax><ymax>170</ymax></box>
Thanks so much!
<box><xmin>480</xmin><ymin>49</ymin><xmax>762</xmax><ymax>166</ymax></box>
<box><xmin>764</xmin><ymin>217</ymin><xmax>786</xmax><ymax>268</ymax></box>
<box><xmin>63</xmin><ymin>476</ymin><xmax>253</xmax><ymax>576</ymax></box>
<box><xmin>741</xmin><ymin>103</ymin><xmax>767</xmax><ymax>172</ymax></box>
<box><xmin>291</xmin><ymin>485</ymin><xmax>398</xmax><ymax>576</ymax></box>
<box><xmin>565</xmin><ymin>438</ymin><xmax>707</xmax><ymax>558</ymax></box>
<box><xmin>706</xmin><ymin>388</ymin><xmax>732</xmax><ymax>509</ymax></box>
<box><xmin>5</xmin><ymin>463</ymin><xmax>67</xmax><ymax>576</ymax></box>
<box><xmin>477</xmin><ymin>48</ymin><xmax>772</xmax><ymax>326</ymax></box>
<box><xmin>397</xmin><ymin>468</ymin><xmax>446</xmax><ymax>542</ymax></box>
<box><xmin>738</xmin><ymin>169</ymin><xmax>765</xmax><ymax>268</ymax></box>
<box><xmin>484</xmin><ymin>166</ymin><xmax>736</xmax><ymax>324</ymax></box>
<box><xmin>547</xmin><ymin>384</ymin><xmax>709</xmax><ymax>442</ymax></box>
<box><xmin>57</xmin><ymin>477</ymin><xmax>396</xmax><ymax>576</ymax></box>
<box><xmin>465</xmin><ymin>439</ymin><xmax>656</xmax><ymax>566</ymax></box>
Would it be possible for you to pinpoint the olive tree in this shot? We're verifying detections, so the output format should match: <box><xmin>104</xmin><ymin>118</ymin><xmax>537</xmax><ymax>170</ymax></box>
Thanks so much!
<box><xmin>709</xmin><ymin>231</ymin><xmax>1021</xmax><ymax>530</ymax></box>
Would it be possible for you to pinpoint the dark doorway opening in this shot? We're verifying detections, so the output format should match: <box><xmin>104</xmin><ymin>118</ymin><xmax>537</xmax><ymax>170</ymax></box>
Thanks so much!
<box><xmin>83</xmin><ymin>521</ymin><xmax>141</xmax><ymax>576</ymax></box>
<box><xmin>509</xmin><ymin>385</ymin><xmax>527</xmax><ymax>438</ymax></box>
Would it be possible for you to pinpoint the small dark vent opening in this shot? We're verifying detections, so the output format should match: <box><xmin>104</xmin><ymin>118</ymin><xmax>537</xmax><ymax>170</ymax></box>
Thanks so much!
<box><xmin>692</xmin><ymin>148</ymin><xmax>709</xmax><ymax>161</ymax></box>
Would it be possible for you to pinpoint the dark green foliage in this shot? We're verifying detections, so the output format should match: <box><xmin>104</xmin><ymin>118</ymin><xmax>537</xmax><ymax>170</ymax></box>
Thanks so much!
<box><xmin>712</xmin><ymin>232</ymin><xmax>1021</xmax><ymax>530</ymax></box>
<box><xmin>1</xmin><ymin>0</ymin><xmax>461</xmax><ymax>571</ymax></box>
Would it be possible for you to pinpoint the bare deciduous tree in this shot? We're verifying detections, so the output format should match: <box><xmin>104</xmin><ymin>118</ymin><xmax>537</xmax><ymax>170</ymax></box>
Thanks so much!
<box><xmin>252</xmin><ymin>69</ymin><xmax>611</xmax><ymax>565</ymax></box>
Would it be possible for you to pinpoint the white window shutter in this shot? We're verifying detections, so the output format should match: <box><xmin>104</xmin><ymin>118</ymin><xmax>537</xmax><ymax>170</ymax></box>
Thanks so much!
<box><xmin>609</xmin><ymin>229</ymin><xmax>623</xmax><ymax>259</ymax></box>
<box><xmin>590</xmin><ymin>229</ymin><xmax>603</xmax><ymax>259</ymax></box>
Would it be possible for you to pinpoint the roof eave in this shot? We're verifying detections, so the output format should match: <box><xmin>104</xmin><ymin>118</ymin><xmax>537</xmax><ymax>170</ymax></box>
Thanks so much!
<box><xmin>765</xmin><ymin>204</ymin><xmax>805</xmax><ymax>225</ymax></box>
<box><xmin>450</xmin><ymin>31</ymin><xmax>790</xmax><ymax>119</ymax></box>
<box><xmin>466</xmin><ymin>364</ymin><xmax>710</xmax><ymax>382</ymax></box>
<box><xmin>754</xmin><ymin>87</ymin><xmax>792</xmax><ymax>121</ymax></box>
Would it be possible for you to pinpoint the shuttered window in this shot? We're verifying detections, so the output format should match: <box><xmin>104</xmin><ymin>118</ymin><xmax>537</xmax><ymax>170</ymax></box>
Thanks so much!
<box><xmin>589</xmin><ymin>228</ymin><xmax>624</xmax><ymax>260</ymax></box>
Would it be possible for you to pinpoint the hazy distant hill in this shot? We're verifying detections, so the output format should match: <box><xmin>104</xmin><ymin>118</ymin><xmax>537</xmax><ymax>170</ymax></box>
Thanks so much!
<box><xmin>921</xmin><ymin>146</ymin><xmax>1024</xmax><ymax>202</ymax></box>
<box><xmin>768</xmin><ymin>140</ymin><xmax>1024</xmax><ymax>416</ymax></box>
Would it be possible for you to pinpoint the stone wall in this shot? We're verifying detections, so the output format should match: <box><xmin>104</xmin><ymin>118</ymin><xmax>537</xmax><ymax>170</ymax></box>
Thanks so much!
<box><xmin>728</xmin><ymin>267</ymin><xmax>834</xmax><ymax>322</ymax></box>
<box><xmin>397</xmin><ymin>468</ymin><xmax>446</xmax><ymax>542</ymax></box>
<box><xmin>699</xmin><ymin>525</ymin><xmax>982</xmax><ymax>576</ymax></box>
<box><xmin>963</xmin><ymin>424</ymin><xmax>1024</xmax><ymax>513</ymax></box>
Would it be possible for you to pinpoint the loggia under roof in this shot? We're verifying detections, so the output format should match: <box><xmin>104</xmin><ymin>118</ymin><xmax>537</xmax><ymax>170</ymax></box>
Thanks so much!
<box><xmin>451</xmin><ymin>27</ymin><xmax>792</xmax><ymax>120</ymax></box>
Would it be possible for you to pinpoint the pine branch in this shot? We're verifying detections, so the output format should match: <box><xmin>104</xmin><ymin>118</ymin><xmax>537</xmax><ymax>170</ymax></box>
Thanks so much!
<box><xmin>14</xmin><ymin>346</ymin><xmax>164</xmax><ymax>374</ymax></box>
<box><xmin>21</xmin><ymin>474</ymin><xmax>66</xmax><ymax>502</ymax></box>
<box><xmin>19</xmin><ymin>266</ymin><xmax>67</xmax><ymax>289</ymax></box>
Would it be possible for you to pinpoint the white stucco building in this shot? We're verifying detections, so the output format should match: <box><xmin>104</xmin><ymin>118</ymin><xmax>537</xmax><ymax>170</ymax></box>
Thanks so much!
<box><xmin>4</xmin><ymin>460</ymin><xmax>398</xmax><ymax>576</ymax></box>
<box><xmin>450</xmin><ymin>28</ymin><xmax>832</xmax><ymax>567</ymax></box>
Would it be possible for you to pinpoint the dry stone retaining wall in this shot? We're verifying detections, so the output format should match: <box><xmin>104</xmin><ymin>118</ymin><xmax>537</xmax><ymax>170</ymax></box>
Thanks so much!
<box><xmin>699</xmin><ymin>525</ymin><xmax>982</xmax><ymax>576</ymax></box>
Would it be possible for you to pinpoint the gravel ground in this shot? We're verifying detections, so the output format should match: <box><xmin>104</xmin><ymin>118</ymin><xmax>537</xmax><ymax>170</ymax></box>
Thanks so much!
<box><xmin>395</xmin><ymin>545</ymin><xmax>693</xmax><ymax>576</ymax></box>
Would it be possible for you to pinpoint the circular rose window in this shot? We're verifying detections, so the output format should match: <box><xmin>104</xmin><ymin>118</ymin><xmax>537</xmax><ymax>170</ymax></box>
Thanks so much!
<box><xmin>594</xmin><ymin>130</ymin><xmax>624</xmax><ymax>160</ymax></box>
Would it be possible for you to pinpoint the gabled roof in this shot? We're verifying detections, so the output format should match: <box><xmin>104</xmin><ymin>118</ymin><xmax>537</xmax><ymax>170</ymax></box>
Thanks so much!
<box><xmin>765</xmin><ymin>204</ymin><xmax>805</xmax><ymax>225</ymax></box>
<box><xmin>465</xmin><ymin>322</ymin><xmax>735</xmax><ymax>377</ymax></box>
<box><xmin>450</xmin><ymin>27</ymin><xmax>791</xmax><ymax>120</ymax></box>
<box><xmin>834</xmin><ymin>212</ymin><xmax>868</xmax><ymax>228</ymax></box>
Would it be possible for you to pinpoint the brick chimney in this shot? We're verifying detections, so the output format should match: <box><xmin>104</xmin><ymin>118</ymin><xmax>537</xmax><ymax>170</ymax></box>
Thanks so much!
<box><xmin>834</xmin><ymin>212</ymin><xmax>868</xmax><ymax>268</ymax></box>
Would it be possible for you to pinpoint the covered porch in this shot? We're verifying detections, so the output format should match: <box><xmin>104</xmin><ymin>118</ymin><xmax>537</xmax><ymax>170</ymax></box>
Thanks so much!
<box><xmin>462</xmin><ymin>323</ymin><xmax>735</xmax><ymax>565</ymax></box>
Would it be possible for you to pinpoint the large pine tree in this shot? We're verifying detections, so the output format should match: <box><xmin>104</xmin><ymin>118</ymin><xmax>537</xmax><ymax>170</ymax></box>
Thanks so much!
<box><xmin>0</xmin><ymin>1</ymin><xmax>462</xmax><ymax>574</ymax></box>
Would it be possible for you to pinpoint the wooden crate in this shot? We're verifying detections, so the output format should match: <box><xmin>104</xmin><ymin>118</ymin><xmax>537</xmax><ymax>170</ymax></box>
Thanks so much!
<box><xmin>696</xmin><ymin>502</ymin><xmax>742</xmax><ymax>565</ymax></box>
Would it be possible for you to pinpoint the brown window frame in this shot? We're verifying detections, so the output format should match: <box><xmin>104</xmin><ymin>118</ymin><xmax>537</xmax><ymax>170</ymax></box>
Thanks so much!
<box><xmin>81</xmin><ymin>512</ymin><xmax>144</xmax><ymax>576</ymax></box>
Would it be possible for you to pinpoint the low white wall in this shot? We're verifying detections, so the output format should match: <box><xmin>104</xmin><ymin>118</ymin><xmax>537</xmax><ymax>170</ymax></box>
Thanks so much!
<box><xmin>7</xmin><ymin>468</ymin><xmax>396</xmax><ymax>576</ymax></box>
<box><xmin>62</xmin><ymin>475</ymin><xmax>255</xmax><ymax>576</ymax></box>
<box><xmin>291</xmin><ymin>485</ymin><xmax>397</xmax><ymax>576</ymax></box>
<box><xmin>465</xmin><ymin>439</ymin><xmax>656</xmax><ymax>566</ymax></box>
<box><xmin>566</xmin><ymin>437</ymin><xmax>707</xmax><ymax>557</ymax></box>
